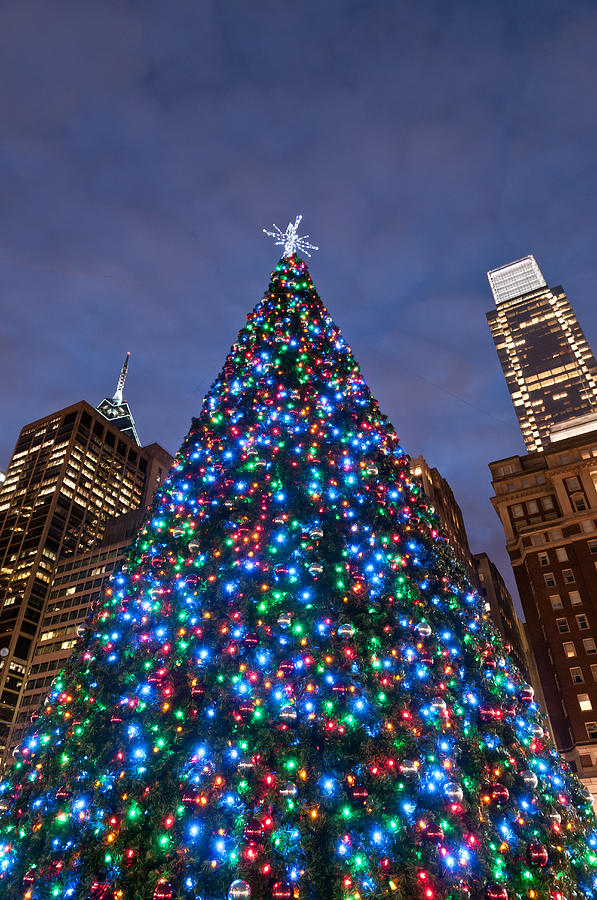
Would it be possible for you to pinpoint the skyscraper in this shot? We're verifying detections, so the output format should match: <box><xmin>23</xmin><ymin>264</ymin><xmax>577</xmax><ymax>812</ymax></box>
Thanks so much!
<box><xmin>0</xmin><ymin>358</ymin><xmax>171</xmax><ymax>761</ymax></box>
<box><xmin>8</xmin><ymin>508</ymin><xmax>145</xmax><ymax>755</ymax></box>
<box><xmin>487</xmin><ymin>255</ymin><xmax>597</xmax><ymax>452</ymax></box>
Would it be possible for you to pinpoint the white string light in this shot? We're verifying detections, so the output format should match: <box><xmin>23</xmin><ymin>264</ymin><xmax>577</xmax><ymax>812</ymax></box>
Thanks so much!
<box><xmin>263</xmin><ymin>214</ymin><xmax>319</xmax><ymax>258</ymax></box>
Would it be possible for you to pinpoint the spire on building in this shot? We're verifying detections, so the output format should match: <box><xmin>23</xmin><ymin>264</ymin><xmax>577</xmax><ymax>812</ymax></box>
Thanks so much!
<box><xmin>96</xmin><ymin>352</ymin><xmax>140</xmax><ymax>445</ymax></box>
<box><xmin>113</xmin><ymin>351</ymin><xmax>130</xmax><ymax>403</ymax></box>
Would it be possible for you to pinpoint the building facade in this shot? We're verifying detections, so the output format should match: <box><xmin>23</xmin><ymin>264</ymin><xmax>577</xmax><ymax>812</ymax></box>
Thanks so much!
<box><xmin>410</xmin><ymin>455</ymin><xmax>477</xmax><ymax>583</ymax></box>
<box><xmin>0</xmin><ymin>366</ymin><xmax>172</xmax><ymax>763</ymax></box>
<box><xmin>8</xmin><ymin>509</ymin><xmax>144</xmax><ymax>752</ymax></box>
<box><xmin>490</xmin><ymin>430</ymin><xmax>597</xmax><ymax>795</ymax></box>
<box><xmin>472</xmin><ymin>551</ymin><xmax>530</xmax><ymax>681</ymax></box>
<box><xmin>487</xmin><ymin>255</ymin><xmax>597</xmax><ymax>453</ymax></box>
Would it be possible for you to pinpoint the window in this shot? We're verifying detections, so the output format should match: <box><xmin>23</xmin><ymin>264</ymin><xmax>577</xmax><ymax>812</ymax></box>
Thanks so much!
<box><xmin>556</xmin><ymin>547</ymin><xmax>568</xmax><ymax>562</ymax></box>
<box><xmin>571</xmin><ymin>666</ymin><xmax>585</xmax><ymax>684</ymax></box>
<box><xmin>584</xmin><ymin>638</ymin><xmax>597</xmax><ymax>655</ymax></box>
<box><xmin>562</xmin><ymin>568</ymin><xmax>575</xmax><ymax>584</ymax></box>
<box><xmin>587</xmin><ymin>722</ymin><xmax>597</xmax><ymax>740</ymax></box>
<box><xmin>583</xmin><ymin>520</ymin><xmax>596</xmax><ymax>533</ymax></box>
<box><xmin>573</xmin><ymin>495</ymin><xmax>587</xmax><ymax>512</ymax></box>
<box><xmin>511</xmin><ymin>504</ymin><xmax>524</xmax><ymax>518</ymax></box>
<box><xmin>579</xmin><ymin>693</ymin><xmax>593</xmax><ymax>711</ymax></box>
<box><xmin>550</xmin><ymin>528</ymin><xmax>563</xmax><ymax>541</ymax></box>
<box><xmin>532</xmin><ymin>533</ymin><xmax>546</xmax><ymax>546</ymax></box>
<box><xmin>567</xmin><ymin>476</ymin><xmax>581</xmax><ymax>492</ymax></box>
<box><xmin>589</xmin><ymin>539</ymin><xmax>597</xmax><ymax>555</ymax></box>
<box><xmin>563</xmin><ymin>641</ymin><xmax>577</xmax><ymax>658</ymax></box>
<box><xmin>544</xmin><ymin>572</ymin><xmax>556</xmax><ymax>588</ymax></box>
<box><xmin>538</xmin><ymin>551</ymin><xmax>549</xmax><ymax>566</ymax></box>
<box><xmin>591</xmin><ymin>665</ymin><xmax>597</xmax><ymax>682</ymax></box>
<box><xmin>569</xmin><ymin>590</ymin><xmax>582</xmax><ymax>606</ymax></box>
<box><xmin>527</xmin><ymin>500</ymin><xmax>539</xmax><ymax>514</ymax></box>
<box><xmin>577</xmin><ymin>614</ymin><xmax>590</xmax><ymax>631</ymax></box>
<box><xmin>550</xmin><ymin>594</ymin><xmax>563</xmax><ymax>610</ymax></box>
<box><xmin>541</xmin><ymin>496</ymin><xmax>555</xmax><ymax>511</ymax></box>
<box><xmin>556</xmin><ymin>617</ymin><xmax>570</xmax><ymax>633</ymax></box>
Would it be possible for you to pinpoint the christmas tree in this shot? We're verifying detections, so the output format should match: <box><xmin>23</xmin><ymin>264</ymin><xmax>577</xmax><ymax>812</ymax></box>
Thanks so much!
<box><xmin>1</xmin><ymin>221</ymin><xmax>597</xmax><ymax>900</ymax></box>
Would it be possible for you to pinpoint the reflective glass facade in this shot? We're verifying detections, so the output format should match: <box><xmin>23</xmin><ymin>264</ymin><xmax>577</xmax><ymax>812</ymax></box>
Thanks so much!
<box><xmin>487</xmin><ymin>258</ymin><xmax>597</xmax><ymax>452</ymax></box>
<box><xmin>0</xmin><ymin>402</ymin><xmax>171</xmax><ymax>762</ymax></box>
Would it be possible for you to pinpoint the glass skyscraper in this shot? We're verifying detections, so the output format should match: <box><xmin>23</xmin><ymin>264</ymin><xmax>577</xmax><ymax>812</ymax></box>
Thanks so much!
<box><xmin>487</xmin><ymin>255</ymin><xmax>597</xmax><ymax>452</ymax></box>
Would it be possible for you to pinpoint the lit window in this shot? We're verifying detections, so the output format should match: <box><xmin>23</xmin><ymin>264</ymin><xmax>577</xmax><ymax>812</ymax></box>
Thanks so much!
<box><xmin>577</xmin><ymin>614</ymin><xmax>590</xmax><ymax>631</ymax></box>
<box><xmin>562</xmin><ymin>569</ymin><xmax>575</xmax><ymax>584</ymax></box>
<box><xmin>569</xmin><ymin>590</ymin><xmax>582</xmax><ymax>606</ymax></box>
<box><xmin>579</xmin><ymin>693</ymin><xmax>593</xmax><ymax>711</ymax></box>
<box><xmin>544</xmin><ymin>572</ymin><xmax>556</xmax><ymax>588</ymax></box>
<box><xmin>556</xmin><ymin>618</ymin><xmax>570</xmax><ymax>633</ymax></box>
<box><xmin>550</xmin><ymin>594</ymin><xmax>563</xmax><ymax>610</ymax></box>
<box><xmin>556</xmin><ymin>547</ymin><xmax>568</xmax><ymax>562</ymax></box>
<box><xmin>571</xmin><ymin>667</ymin><xmax>585</xmax><ymax>684</ymax></box>
<box><xmin>584</xmin><ymin>638</ymin><xmax>597</xmax><ymax>655</ymax></box>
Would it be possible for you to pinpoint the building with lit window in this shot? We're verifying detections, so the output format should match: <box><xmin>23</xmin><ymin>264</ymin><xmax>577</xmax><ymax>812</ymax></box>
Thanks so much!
<box><xmin>487</xmin><ymin>255</ymin><xmax>597</xmax><ymax>453</ymax></box>
<box><xmin>0</xmin><ymin>359</ymin><xmax>172</xmax><ymax>763</ymax></box>
<box><xmin>490</xmin><ymin>431</ymin><xmax>597</xmax><ymax>798</ymax></box>
<box><xmin>8</xmin><ymin>509</ymin><xmax>144</xmax><ymax>753</ymax></box>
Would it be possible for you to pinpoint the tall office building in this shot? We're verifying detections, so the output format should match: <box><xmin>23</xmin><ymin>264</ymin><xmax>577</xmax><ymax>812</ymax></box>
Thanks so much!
<box><xmin>487</xmin><ymin>255</ymin><xmax>597</xmax><ymax>452</ymax></box>
<box><xmin>490</xmin><ymin>432</ymin><xmax>597</xmax><ymax>800</ymax></box>
<box><xmin>8</xmin><ymin>509</ymin><xmax>145</xmax><ymax>754</ymax></box>
<box><xmin>0</xmin><ymin>359</ymin><xmax>172</xmax><ymax>761</ymax></box>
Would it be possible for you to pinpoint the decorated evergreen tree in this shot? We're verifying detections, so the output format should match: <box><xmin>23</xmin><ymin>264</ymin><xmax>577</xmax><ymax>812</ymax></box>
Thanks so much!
<box><xmin>1</xmin><ymin>221</ymin><xmax>597</xmax><ymax>900</ymax></box>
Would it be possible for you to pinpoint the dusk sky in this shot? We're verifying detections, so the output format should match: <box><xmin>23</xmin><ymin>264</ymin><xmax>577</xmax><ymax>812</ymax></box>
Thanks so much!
<box><xmin>2</xmin><ymin>0</ymin><xmax>597</xmax><ymax>609</ymax></box>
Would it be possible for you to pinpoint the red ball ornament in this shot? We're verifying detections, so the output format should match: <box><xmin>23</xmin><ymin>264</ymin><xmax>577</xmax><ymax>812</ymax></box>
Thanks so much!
<box><xmin>278</xmin><ymin>659</ymin><xmax>294</xmax><ymax>677</ymax></box>
<box><xmin>243</xmin><ymin>817</ymin><xmax>264</xmax><ymax>842</ymax></box>
<box><xmin>153</xmin><ymin>882</ymin><xmax>175</xmax><ymax>900</ymax></box>
<box><xmin>519</xmin><ymin>684</ymin><xmax>535</xmax><ymax>705</ymax></box>
<box><xmin>90</xmin><ymin>884</ymin><xmax>115</xmax><ymax>900</ymax></box>
<box><xmin>490</xmin><ymin>783</ymin><xmax>510</xmax><ymax>804</ymax></box>
<box><xmin>479</xmin><ymin>706</ymin><xmax>499</xmax><ymax>723</ymax></box>
<box><xmin>421</xmin><ymin>823</ymin><xmax>444</xmax><ymax>843</ymax></box>
<box><xmin>484</xmin><ymin>885</ymin><xmax>508</xmax><ymax>900</ymax></box>
<box><xmin>272</xmin><ymin>883</ymin><xmax>293</xmax><ymax>899</ymax></box>
<box><xmin>526</xmin><ymin>842</ymin><xmax>549</xmax><ymax>866</ymax></box>
<box><xmin>350</xmin><ymin>784</ymin><xmax>368</xmax><ymax>802</ymax></box>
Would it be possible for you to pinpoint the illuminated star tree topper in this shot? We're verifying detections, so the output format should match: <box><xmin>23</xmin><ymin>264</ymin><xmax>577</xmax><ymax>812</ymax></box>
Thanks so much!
<box><xmin>263</xmin><ymin>214</ymin><xmax>319</xmax><ymax>258</ymax></box>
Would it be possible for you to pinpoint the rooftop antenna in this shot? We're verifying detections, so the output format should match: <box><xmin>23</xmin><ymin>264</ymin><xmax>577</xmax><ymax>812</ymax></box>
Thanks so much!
<box><xmin>113</xmin><ymin>352</ymin><xmax>130</xmax><ymax>403</ymax></box>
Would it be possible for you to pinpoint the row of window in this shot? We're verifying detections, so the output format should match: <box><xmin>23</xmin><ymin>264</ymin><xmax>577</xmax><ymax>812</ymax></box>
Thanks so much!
<box><xmin>540</xmin><ymin>540</ymin><xmax>597</xmax><ymax>566</ymax></box>
<box><xmin>557</xmin><ymin>614</ymin><xmax>590</xmax><ymax>633</ymax></box>
<box><xmin>544</xmin><ymin>568</ymin><xmax>576</xmax><ymax>587</ymax></box>
<box><xmin>571</xmin><ymin>665</ymin><xmax>597</xmax><ymax>684</ymax></box>
<box><xmin>563</xmin><ymin>637</ymin><xmax>596</xmax><ymax>657</ymax></box>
